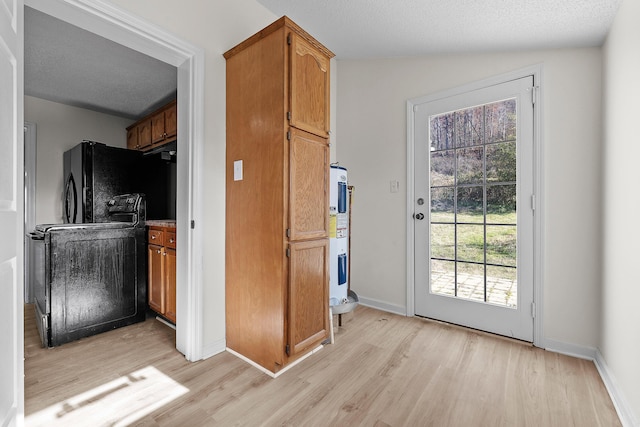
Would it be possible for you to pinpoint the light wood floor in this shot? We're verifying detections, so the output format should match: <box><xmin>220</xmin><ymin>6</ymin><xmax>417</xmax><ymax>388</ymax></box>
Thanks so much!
<box><xmin>24</xmin><ymin>304</ymin><xmax>620</xmax><ymax>426</ymax></box>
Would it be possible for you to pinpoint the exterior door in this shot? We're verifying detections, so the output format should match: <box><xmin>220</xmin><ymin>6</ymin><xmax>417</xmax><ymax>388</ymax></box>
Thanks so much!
<box><xmin>414</xmin><ymin>76</ymin><xmax>535</xmax><ymax>341</ymax></box>
<box><xmin>0</xmin><ymin>0</ymin><xmax>24</xmax><ymax>424</ymax></box>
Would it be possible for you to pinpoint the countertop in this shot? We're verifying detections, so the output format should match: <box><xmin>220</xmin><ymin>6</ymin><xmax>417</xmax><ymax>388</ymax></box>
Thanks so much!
<box><xmin>145</xmin><ymin>219</ymin><xmax>176</xmax><ymax>228</ymax></box>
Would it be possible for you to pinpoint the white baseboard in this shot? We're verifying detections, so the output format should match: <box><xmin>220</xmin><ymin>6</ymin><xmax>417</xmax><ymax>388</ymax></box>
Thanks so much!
<box><xmin>594</xmin><ymin>350</ymin><xmax>639</xmax><ymax>427</ymax></box>
<box><xmin>543</xmin><ymin>338</ymin><xmax>597</xmax><ymax>360</ymax></box>
<box><xmin>226</xmin><ymin>345</ymin><xmax>324</xmax><ymax>378</ymax></box>
<box><xmin>543</xmin><ymin>339</ymin><xmax>637</xmax><ymax>426</ymax></box>
<box><xmin>357</xmin><ymin>296</ymin><xmax>406</xmax><ymax>316</ymax></box>
<box><xmin>201</xmin><ymin>338</ymin><xmax>226</xmax><ymax>360</ymax></box>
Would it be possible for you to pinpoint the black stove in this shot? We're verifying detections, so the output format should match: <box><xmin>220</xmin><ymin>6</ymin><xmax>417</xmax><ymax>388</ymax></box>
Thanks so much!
<box><xmin>29</xmin><ymin>194</ymin><xmax>147</xmax><ymax>347</ymax></box>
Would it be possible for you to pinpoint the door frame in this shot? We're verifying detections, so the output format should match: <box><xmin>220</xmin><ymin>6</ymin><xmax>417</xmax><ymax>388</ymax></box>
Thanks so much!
<box><xmin>24</xmin><ymin>121</ymin><xmax>36</xmax><ymax>303</ymax></box>
<box><xmin>405</xmin><ymin>65</ymin><xmax>545</xmax><ymax>347</ymax></box>
<box><xmin>24</xmin><ymin>0</ymin><xmax>205</xmax><ymax>361</ymax></box>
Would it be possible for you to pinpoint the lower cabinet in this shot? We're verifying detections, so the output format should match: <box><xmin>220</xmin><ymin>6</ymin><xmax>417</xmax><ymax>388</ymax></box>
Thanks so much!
<box><xmin>164</xmin><ymin>246</ymin><xmax>176</xmax><ymax>323</ymax></box>
<box><xmin>288</xmin><ymin>239</ymin><xmax>330</xmax><ymax>357</ymax></box>
<box><xmin>147</xmin><ymin>225</ymin><xmax>176</xmax><ymax>324</ymax></box>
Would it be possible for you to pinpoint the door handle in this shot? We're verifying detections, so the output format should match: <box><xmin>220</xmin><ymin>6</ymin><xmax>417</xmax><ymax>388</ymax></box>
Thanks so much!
<box><xmin>414</xmin><ymin>213</ymin><xmax>425</xmax><ymax>220</ymax></box>
<box><xmin>65</xmin><ymin>173</ymin><xmax>77</xmax><ymax>223</ymax></box>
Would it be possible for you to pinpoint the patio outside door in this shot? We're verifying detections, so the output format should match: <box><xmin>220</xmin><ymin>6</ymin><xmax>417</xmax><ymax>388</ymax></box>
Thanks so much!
<box><xmin>413</xmin><ymin>76</ymin><xmax>534</xmax><ymax>341</ymax></box>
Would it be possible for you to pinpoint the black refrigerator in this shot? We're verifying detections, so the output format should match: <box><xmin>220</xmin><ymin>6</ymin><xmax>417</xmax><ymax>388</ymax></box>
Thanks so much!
<box><xmin>63</xmin><ymin>140</ymin><xmax>142</xmax><ymax>223</ymax></box>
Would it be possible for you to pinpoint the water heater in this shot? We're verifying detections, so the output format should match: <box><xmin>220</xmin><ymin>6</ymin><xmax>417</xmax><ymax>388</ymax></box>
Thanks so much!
<box><xmin>329</xmin><ymin>165</ymin><xmax>349</xmax><ymax>304</ymax></box>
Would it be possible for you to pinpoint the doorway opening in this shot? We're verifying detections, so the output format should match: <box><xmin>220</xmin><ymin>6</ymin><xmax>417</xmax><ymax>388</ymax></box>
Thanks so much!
<box><xmin>23</xmin><ymin>0</ymin><xmax>204</xmax><ymax>359</ymax></box>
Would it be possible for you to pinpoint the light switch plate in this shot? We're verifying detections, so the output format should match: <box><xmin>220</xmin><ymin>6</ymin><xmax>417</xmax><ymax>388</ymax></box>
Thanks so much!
<box><xmin>390</xmin><ymin>180</ymin><xmax>399</xmax><ymax>193</ymax></box>
<box><xmin>234</xmin><ymin>160</ymin><xmax>243</xmax><ymax>181</ymax></box>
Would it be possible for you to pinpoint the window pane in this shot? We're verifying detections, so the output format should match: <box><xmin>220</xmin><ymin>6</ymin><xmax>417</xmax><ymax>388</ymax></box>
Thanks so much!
<box><xmin>457</xmin><ymin>262</ymin><xmax>484</xmax><ymax>302</ymax></box>
<box><xmin>486</xmin><ymin>141</ymin><xmax>516</xmax><ymax>183</ymax></box>
<box><xmin>457</xmin><ymin>186</ymin><xmax>483</xmax><ymax>222</ymax></box>
<box><xmin>486</xmin><ymin>184</ymin><xmax>516</xmax><ymax>223</ymax></box>
<box><xmin>486</xmin><ymin>225</ymin><xmax>516</xmax><ymax>267</ymax></box>
<box><xmin>431</xmin><ymin>150</ymin><xmax>454</xmax><ymax>187</ymax></box>
<box><xmin>428</xmin><ymin>96</ymin><xmax>520</xmax><ymax>310</ymax></box>
<box><xmin>457</xmin><ymin>146</ymin><xmax>484</xmax><ymax>185</ymax></box>
<box><xmin>455</xmin><ymin>106</ymin><xmax>483</xmax><ymax>147</ymax></box>
<box><xmin>457</xmin><ymin>224</ymin><xmax>484</xmax><ymax>263</ymax></box>
<box><xmin>430</xmin><ymin>113</ymin><xmax>455</xmax><ymax>151</ymax></box>
<box><xmin>486</xmin><ymin>265</ymin><xmax>517</xmax><ymax>308</ymax></box>
<box><xmin>485</xmin><ymin>99</ymin><xmax>516</xmax><ymax>143</ymax></box>
<box><xmin>431</xmin><ymin>187</ymin><xmax>454</xmax><ymax>223</ymax></box>
<box><xmin>431</xmin><ymin>259</ymin><xmax>455</xmax><ymax>296</ymax></box>
<box><xmin>431</xmin><ymin>224</ymin><xmax>455</xmax><ymax>259</ymax></box>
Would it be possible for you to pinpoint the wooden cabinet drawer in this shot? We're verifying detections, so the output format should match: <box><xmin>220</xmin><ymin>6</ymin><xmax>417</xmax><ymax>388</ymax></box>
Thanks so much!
<box><xmin>165</xmin><ymin>231</ymin><xmax>176</xmax><ymax>249</ymax></box>
<box><xmin>148</xmin><ymin>229</ymin><xmax>163</xmax><ymax>245</ymax></box>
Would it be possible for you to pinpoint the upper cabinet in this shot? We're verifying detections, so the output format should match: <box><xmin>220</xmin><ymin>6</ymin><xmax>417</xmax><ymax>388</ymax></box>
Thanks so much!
<box><xmin>127</xmin><ymin>100</ymin><xmax>177</xmax><ymax>151</ymax></box>
<box><xmin>152</xmin><ymin>102</ymin><xmax>177</xmax><ymax>144</ymax></box>
<box><xmin>289</xmin><ymin>33</ymin><xmax>331</xmax><ymax>138</ymax></box>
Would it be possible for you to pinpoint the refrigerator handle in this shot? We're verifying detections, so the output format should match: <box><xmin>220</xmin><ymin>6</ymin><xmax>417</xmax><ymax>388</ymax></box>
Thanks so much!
<box><xmin>64</xmin><ymin>173</ymin><xmax>78</xmax><ymax>223</ymax></box>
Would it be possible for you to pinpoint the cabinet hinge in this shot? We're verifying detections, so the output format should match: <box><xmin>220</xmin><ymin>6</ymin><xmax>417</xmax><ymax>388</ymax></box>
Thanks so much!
<box><xmin>287</xmin><ymin>34</ymin><xmax>292</xmax><ymax>45</ymax></box>
<box><xmin>286</xmin><ymin>247</ymin><xmax>290</xmax><ymax>258</ymax></box>
<box><xmin>287</xmin><ymin>111</ymin><xmax>291</xmax><ymax>121</ymax></box>
<box><xmin>191</xmin><ymin>220</ymin><xmax>195</xmax><ymax>229</ymax></box>
<box><xmin>285</xmin><ymin>344</ymin><xmax>290</xmax><ymax>355</ymax></box>
<box><xmin>531</xmin><ymin>86</ymin><xmax>538</xmax><ymax>105</ymax></box>
<box><xmin>287</xmin><ymin>130</ymin><xmax>291</xmax><ymax>141</ymax></box>
<box><xmin>286</xmin><ymin>228</ymin><xmax>291</xmax><ymax>238</ymax></box>
<box><xmin>531</xmin><ymin>194</ymin><xmax>536</xmax><ymax>212</ymax></box>
<box><xmin>531</xmin><ymin>302</ymin><xmax>536</xmax><ymax>318</ymax></box>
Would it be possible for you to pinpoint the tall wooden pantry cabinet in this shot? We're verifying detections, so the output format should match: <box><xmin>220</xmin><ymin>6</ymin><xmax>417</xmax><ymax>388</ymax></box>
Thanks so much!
<box><xmin>224</xmin><ymin>16</ymin><xmax>334</xmax><ymax>374</ymax></box>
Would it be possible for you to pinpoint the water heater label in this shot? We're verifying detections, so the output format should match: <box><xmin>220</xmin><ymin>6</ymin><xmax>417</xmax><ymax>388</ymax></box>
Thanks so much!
<box><xmin>329</xmin><ymin>214</ymin><xmax>337</xmax><ymax>238</ymax></box>
<box><xmin>336</xmin><ymin>213</ymin><xmax>348</xmax><ymax>238</ymax></box>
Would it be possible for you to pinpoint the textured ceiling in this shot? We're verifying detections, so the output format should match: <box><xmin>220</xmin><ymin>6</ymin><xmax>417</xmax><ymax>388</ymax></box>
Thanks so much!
<box><xmin>24</xmin><ymin>6</ymin><xmax>177</xmax><ymax>120</ymax></box>
<box><xmin>24</xmin><ymin>1</ymin><xmax>622</xmax><ymax>120</ymax></box>
<box><xmin>256</xmin><ymin>0</ymin><xmax>622</xmax><ymax>58</ymax></box>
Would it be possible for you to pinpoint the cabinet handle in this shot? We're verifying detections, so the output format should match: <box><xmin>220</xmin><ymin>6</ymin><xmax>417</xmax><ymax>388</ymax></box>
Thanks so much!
<box><xmin>157</xmin><ymin>249</ymin><xmax>161</xmax><ymax>254</ymax></box>
<box><xmin>169</xmin><ymin>238</ymin><xmax>174</xmax><ymax>243</ymax></box>
<box><xmin>151</xmin><ymin>235</ymin><xmax>156</xmax><ymax>239</ymax></box>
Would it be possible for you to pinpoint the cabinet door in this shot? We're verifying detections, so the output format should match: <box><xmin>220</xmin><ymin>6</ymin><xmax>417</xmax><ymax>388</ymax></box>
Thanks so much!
<box><xmin>289</xmin><ymin>32</ymin><xmax>330</xmax><ymax>138</ymax></box>
<box><xmin>148</xmin><ymin>244</ymin><xmax>165</xmax><ymax>313</ymax></box>
<box><xmin>138</xmin><ymin>119</ymin><xmax>153</xmax><ymax>149</ymax></box>
<box><xmin>164</xmin><ymin>103</ymin><xmax>177</xmax><ymax>140</ymax></box>
<box><xmin>164</xmin><ymin>247</ymin><xmax>176</xmax><ymax>323</ymax></box>
<box><xmin>288</xmin><ymin>239</ymin><xmax>329</xmax><ymax>356</ymax></box>
<box><xmin>289</xmin><ymin>128</ymin><xmax>329</xmax><ymax>241</ymax></box>
<box><xmin>151</xmin><ymin>112</ymin><xmax>166</xmax><ymax>144</ymax></box>
<box><xmin>126</xmin><ymin>127</ymin><xmax>138</xmax><ymax>150</ymax></box>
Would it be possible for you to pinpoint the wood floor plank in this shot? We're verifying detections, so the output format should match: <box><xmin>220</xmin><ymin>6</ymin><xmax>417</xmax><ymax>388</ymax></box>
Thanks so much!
<box><xmin>24</xmin><ymin>304</ymin><xmax>621</xmax><ymax>426</ymax></box>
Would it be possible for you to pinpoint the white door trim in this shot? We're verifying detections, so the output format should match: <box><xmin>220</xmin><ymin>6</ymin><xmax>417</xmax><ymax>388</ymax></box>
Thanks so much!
<box><xmin>24</xmin><ymin>0</ymin><xmax>206</xmax><ymax>361</ymax></box>
<box><xmin>406</xmin><ymin>65</ymin><xmax>545</xmax><ymax>347</ymax></box>
<box><xmin>24</xmin><ymin>121</ymin><xmax>36</xmax><ymax>303</ymax></box>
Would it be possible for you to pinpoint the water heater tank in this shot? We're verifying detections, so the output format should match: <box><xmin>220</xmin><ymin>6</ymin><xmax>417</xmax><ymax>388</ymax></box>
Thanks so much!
<box><xmin>329</xmin><ymin>165</ymin><xmax>349</xmax><ymax>304</ymax></box>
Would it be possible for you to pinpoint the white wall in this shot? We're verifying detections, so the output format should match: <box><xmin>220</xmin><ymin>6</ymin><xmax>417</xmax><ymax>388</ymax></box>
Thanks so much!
<box><xmin>95</xmin><ymin>0</ymin><xmax>279</xmax><ymax>353</ymax></box>
<box><xmin>24</xmin><ymin>96</ymin><xmax>132</xmax><ymax>224</ymax></box>
<box><xmin>336</xmin><ymin>48</ymin><xmax>603</xmax><ymax>348</ymax></box>
<box><xmin>602</xmin><ymin>0</ymin><xmax>640</xmax><ymax>421</ymax></box>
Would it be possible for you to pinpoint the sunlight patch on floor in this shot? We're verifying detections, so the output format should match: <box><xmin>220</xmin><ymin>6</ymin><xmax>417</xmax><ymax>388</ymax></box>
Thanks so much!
<box><xmin>26</xmin><ymin>366</ymin><xmax>189</xmax><ymax>426</ymax></box>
